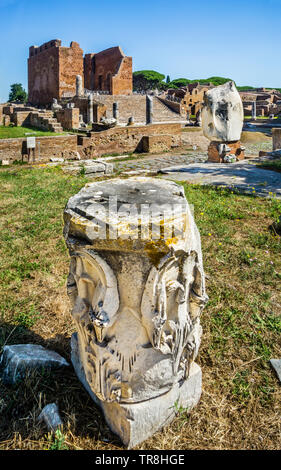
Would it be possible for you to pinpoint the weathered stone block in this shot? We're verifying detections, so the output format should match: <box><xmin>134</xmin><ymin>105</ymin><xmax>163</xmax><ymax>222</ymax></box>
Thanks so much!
<box><xmin>142</xmin><ymin>134</ymin><xmax>172</xmax><ymax>153</ymax></box>
<box><xmin>38</xmin><ymin>403</ymin><xmax>63</xmax><ymax>431</ymax></box>
<box><xmin>63</xmin><ymin>177</ymin><xmax>208</xmax><ymax>448</ymax></box>
<box><xmin>0</xmin><ymin>344</ymin><xmax>69</xmax><ymax>385</ymax></box>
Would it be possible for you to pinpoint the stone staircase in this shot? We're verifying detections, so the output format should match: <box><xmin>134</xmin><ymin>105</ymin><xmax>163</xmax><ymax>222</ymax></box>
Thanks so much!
<box><xmin>29</xmin><ymin>110</ymin><xmax>64</xmax><ymax>132</ymax></box>
<box><xmin>153</xmin><ymin>97</ymin><xmax>183</xmax><ymax>122</ymax></box>
<box><xmin>93</xmin><ymin>94</ymin><xmax>183</xmax><ymax>124</ymax></box>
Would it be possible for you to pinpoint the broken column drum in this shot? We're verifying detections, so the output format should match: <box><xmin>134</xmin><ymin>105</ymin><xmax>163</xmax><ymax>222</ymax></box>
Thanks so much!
<box><xmin>202</xmin><ymin>81</ymin><xmax>245</xmax><ymax>163</ymax></box>
<box><xmin>63</xmin><ymin>177</ymin><xmax>208</xmax><ymax>448</ymax></box>
<box><xmin>76</xmin><ymin>75</ymin><xmax>83</xmax><ymax>97</ymax></box>
<box><xmin>87</xmin><ymin>95</ymin><xmax>94</xmax><ymax>124</ymax></box>
<box><xmin>113</xmin><ymin>102</ymin><xmax>119</xmax><ymax>121</ymax></box>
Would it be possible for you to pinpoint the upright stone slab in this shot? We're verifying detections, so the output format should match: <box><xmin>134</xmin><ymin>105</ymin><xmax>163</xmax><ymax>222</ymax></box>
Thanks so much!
<box><xmin>146</xmin><ymin>95</ymin><xmax>153</xmax><ymax>124</ymax></box>
<box><xmin>252</xmin><ymin>101</ymin><xmax>257</xmax><ymax>120</ymax></box>
<box><xmin>195</xmin><ymin>109</ymin><xmax>202</xmax><ymax>127</ymax></box>
<box><xmin>63</xmin><ymin>177</ymin><xmax>208</xmax><ymax>448</ymax></box>
<box><xmin>113</xmin><ymin>102</ymin><xmax>119</xmax><ymax>121</ymax></box>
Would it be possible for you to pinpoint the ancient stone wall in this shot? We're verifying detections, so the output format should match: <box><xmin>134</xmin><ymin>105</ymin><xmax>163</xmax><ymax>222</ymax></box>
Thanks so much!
<box><xmin>59</xmin><ymin>42</ymin><xmax>84</xmax><ymax>99</ymax></box>
<box><xmin>28</xmin><ymin>40</ymin><xmax>83</xmax><ymax>105</ymax></box>
<box><xmin>78</xmin><ymin>123</ymin><xmax>182</xmax><ymax>157</ymax></box>
<box><xmin>0</xmin><ymin>135</ymin><xmax>77</xmax><ymax>162</ymax></box>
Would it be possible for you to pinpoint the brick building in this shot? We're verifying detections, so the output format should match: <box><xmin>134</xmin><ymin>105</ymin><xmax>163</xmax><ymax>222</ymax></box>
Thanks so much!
<box><xmin>84</xmin><ymin>46</ymin><xmax>132</xmax><ymax>95</ymax></box>
<box><xmin>28</xmin><ymin>40</ymin><xmax>132</xmax><ymax>106</ymax></box>
<box><xmin>165</xmin><ymin>82</ymin><xmax>214</xmax><ymax>116</ymax></box>
<box><xmin>28</xmin><ymin>40</ymin><xmax>84</xmax><ymax>105</ymax></box>
<box><xmin>239</xmin><ymin>88</ymin><xmax>281</xmax><ymax>117</ymax></box>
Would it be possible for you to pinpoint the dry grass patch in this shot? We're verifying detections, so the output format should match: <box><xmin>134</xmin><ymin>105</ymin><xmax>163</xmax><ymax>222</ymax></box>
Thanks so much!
<box><xmin>0</xmin><ymin>168</ymin><xmax>280</xmax><ymax>450</ymax></box>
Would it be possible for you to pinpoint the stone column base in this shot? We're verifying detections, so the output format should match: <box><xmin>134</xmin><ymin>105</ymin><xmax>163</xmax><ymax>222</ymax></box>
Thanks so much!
<box><xmin>71</xmin><ymin>333</ymin><xmax>202</xmax><ymax>449</ymax></box>
<box><xmin>207</xmin><ymin>140</ymin><xmax>245</xmax><ymax>163</ymax></box>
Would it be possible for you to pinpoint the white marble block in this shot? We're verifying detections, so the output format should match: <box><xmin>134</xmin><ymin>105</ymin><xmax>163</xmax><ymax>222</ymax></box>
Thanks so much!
<box><xmin>202</xmin><ymin>81</ymin><xmax>244</xmax><ymax>142</ymax></box>
<box><xmin>63</xmin><ymin>177</ymin><xmax>208</xmax><ymax>448</ymax></box>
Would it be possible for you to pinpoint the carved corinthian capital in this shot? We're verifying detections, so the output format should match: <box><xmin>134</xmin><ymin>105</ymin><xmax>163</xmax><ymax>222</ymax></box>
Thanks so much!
<box><xmin>63</xmin><ymin>177</ymin><xmax>208</xmax><ymax>448</ymax></box>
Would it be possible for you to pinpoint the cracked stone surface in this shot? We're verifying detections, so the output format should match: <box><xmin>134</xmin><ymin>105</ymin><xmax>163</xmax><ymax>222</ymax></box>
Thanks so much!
<box><xmin>158</xmin><ymin>160</ymin><xmax>281</xmax><ymax>198</ymax></box>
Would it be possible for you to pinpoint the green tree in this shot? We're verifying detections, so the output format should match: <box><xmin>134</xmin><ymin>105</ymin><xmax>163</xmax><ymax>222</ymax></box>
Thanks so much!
<box><xmin>166</xmin><ymin>75</ymin><xmax>171</xmax><ymax>84</ymax></box>
<box><xmin>169</xmin><ymin>78</ymin><xmax>191</xmax><ymax>88</ymax></box>
<box><xmin>133</xmin><ymin>70</ymin><xmax>166</xmax><ymax>91</ymax></box>
<box><xmin>168</xmin><ymin>76</ymin><xmax>235</xmax><ymax>89</ymax></box>
<box><xmin>8</xmin><ymin>83</ymin><xmax>27</xmax><ymax>103</ymax></box>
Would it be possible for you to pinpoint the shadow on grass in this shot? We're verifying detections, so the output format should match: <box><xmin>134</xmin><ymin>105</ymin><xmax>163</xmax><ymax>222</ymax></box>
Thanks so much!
<box><xmin>0</xmin><ymin>322</ymin><xmax>122</xmax><ymax>449</ymax></box>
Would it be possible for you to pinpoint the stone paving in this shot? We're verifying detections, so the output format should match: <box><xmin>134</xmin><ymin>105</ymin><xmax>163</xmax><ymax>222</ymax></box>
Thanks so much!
<box><xmin>158</xmin><ymin>159</ymin><xmax>281</xmax><ymax>198</ymax></box>
<box><xmin>103</xmin><ymin>145</ymin><xmax>280</xmax><ymax>199</ymax></box>
<box><xmin>113</xmin><ymin>152</ymin><xmax>207</xmax><ymax>173</ymax></box>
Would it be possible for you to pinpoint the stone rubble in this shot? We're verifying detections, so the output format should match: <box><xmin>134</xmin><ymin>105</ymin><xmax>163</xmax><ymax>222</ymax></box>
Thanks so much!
<box><xmin>38</xmin><ymin>403</ymin><xmax>63</xmax><ymax>431</ymax></box>
<box><xmin>0</xmin><ymin>344</ymin><xmax>69</xmax><ymax>385</ymax></box>
<box><xmin>269</xmin><ymin>359</ymin><xmax>281</xmax><ymax>383</ymax></box>
<box><xmin>61</xmin><ymin>159</ymin><xmax>113</xmax><ymax>176</ymax></box>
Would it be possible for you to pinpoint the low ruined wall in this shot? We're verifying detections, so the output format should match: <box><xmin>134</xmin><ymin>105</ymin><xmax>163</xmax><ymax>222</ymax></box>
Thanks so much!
<box><xmin>78</xmin><ymin>123</ymin><xmax>182</xmax><ymax>158</ymax></box>
<box><xmin>0</xmin><ymin>134</ymin><xmax>77</xmax><ymax>162</ymax></box>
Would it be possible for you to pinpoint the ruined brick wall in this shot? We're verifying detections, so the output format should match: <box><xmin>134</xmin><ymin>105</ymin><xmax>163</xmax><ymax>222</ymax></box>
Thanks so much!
<box><xmin>0</xmin><ymin>135</ymin><xmax>77</xmax><ymax>162</ymax></box>
<box><xmin>28</xmin><ymin>40</ymin><xmax>83</xmax><ymax>105</ymax></box>
<box><xmin>28</xmin><ymin>40</ymin><xmax>61</xmax><ymax>105</ymax></box>
<box><xmin>78</xmin><ymin>123</ymin><xmax>181</xmax><ymax>157</ymax></box>
<box><xmin>86</xmin><ymin>46</ymin><xmax>132</xmax><ymax>95</ymax></box>
<box><xmin>111</xmin><ymin>56</ymin><xmax>133</xmax><ymax>95</ymax></box>
<box><xmin>84</xmin><ymin>54</ymin><xmax>95</xmax><ymax>90</ymax></box>
<box><xmin>59</xmin><ymin>42</ymin><xmax>84</xmax><ymax>98</ymax></box>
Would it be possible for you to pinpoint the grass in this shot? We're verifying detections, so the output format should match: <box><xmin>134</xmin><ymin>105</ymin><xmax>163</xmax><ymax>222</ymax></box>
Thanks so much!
<box><xmin>0</xmin><ymin>126</ymin><xmax>65</xmax><ymax>140</ymax></box>
<box><xmin>0</xmin><ymin>167</ymin><xmax>280</xmax><ymax>450</ymax></box>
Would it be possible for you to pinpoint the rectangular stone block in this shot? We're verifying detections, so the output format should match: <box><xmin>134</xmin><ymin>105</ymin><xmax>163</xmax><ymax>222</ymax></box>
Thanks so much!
<box><xmin>142</xmin><ymin>135</ymin><xmax>172</xmax><ymax>153</ymax></box>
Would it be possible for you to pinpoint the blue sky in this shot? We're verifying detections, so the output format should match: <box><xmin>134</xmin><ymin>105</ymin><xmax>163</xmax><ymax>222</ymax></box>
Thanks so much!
<box><xmin>1</xmin><ymin>0</ymin><xmax>281</xmax><ymax>102</ymax></box>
